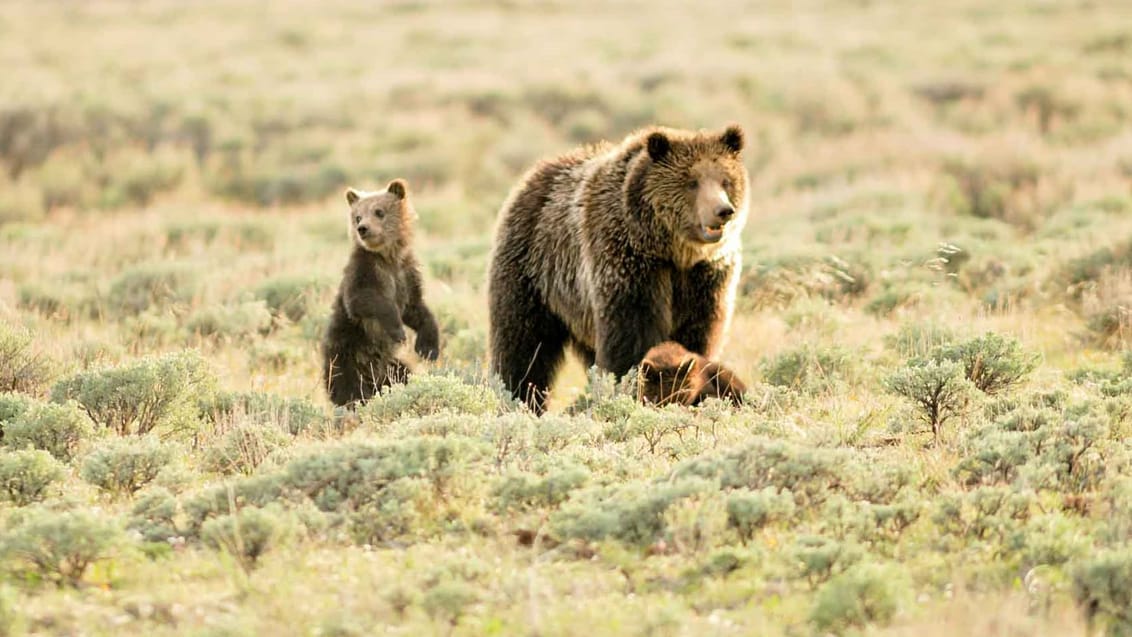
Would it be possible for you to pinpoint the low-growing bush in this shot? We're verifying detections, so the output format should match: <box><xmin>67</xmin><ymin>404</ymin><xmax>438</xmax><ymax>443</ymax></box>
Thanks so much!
<box><xmin>938</xmin><ymin>153</ymin><xmax>1071</xmax><ymax>231</ymax></box>
<box><xmin>930</xmin><ymin>333</ymin><xmax>1039</xmax><ymax>395</ymax></box>
<box><xmin>52</xmin><ymin>350</ymin><xmax>215</xmax><ymax>436</ymax></box>
<box><xmin>3</xmin><ymin>401</ymin><xmax>95</xmax><ymax>462</ymax></box>
<box><xmin>551</xmin><ymin>477</ymin><xmax>717</xmax><ymax>546</ymax></box>
<box><xmin>885</xmin><ymin>359</ymin><xmax>975</xmax><ymax>443</ymax></box>
<box><xmin>810</xmin><ymin>562</ymin><xmax>909</xmax><ymax>632</ymax></box>
<box><xmin>0</xmin><ymin>392</ymin><xmax>36</xmax><ymax>433</ymax></box>
<box><xmin>761</xmin><ymin>345</ymin><xmax>851</xmax><ymax>393</ymax></box>
<box><xmin>106</xmin><ymin>261</ymin><xmax>201</xmax><ymax>316</ymax></box>
<box><xmin>200</xmin><ymin>391</ymin><xmax>325</xmax><ymax>436</ymax></box>
<box><xmin>726</xmin><ymin>487</ymin><xmax>797</xmax><ymax>541</ymax></box>
<box><xmin>201</xmin><ymin>506</ymin><xmax>292</xmax><ymax>572</ymax></box>
<box><xmin>0</xmin><ymin>322</ymin><xmax>54</xmax><ymax>395</ymax></box>
<box><xmin>185</xmin><ymin>300</ymin><xmax>273</xmax><ymax>342</ymax></box>
<box><xmin>203</xmin><ymin>422</ymin><xmax>291</xmax><ymax>475</ymax></box>
<box><xmin>1072</xmin><ymin>549</ymin><xmax>1132</xmax><ymax>635</ymax></box>
<box><xmin>360</xmin><ymin>372</ymin><xmax>505</xmax><ymax>424</ymax></box>
<box><xmin>253</xmin><ymin>274</ymin><xmax>329</xmax><ymax>322</ymax></box>
<box><xmin>884</xmin><ymin>321</ymin><xmax>956</xmax><ymax>358</ymax></box>
<box><xmin>126</xmin><ymin>486</ymin><xmax>180</xmax><ymax>543</ymax></box>
<box><xmin>80</xmin><ymin>436</ymin><xmax>173</xmax><ymax>496</ymax></box>
<box><xmin>0</xmin><ymin>449</ymin><xmax>66</xmax><ymax>506</ymax></box>
<box><xmin>1</xmin><ymin>507</ymin><xmax>122</xmax><ymax>587</ymax></box>
<box><xmin>493</xmin><ymin>463</ymin><xmax>590</xmax><ymax>512</ymax></box>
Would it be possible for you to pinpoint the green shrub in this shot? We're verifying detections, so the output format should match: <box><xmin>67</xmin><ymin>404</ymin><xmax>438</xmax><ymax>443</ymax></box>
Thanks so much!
<box><xmin>52</xmin><ymin>350</ymin><xmax>215</xmax><ymax>436</ymax></box>
<box><xmin>185</xmin><ymin>300</ymin><xmax>273</xmax><ymax>342</ymax></box>
<box><xmin>0</xmin><ymin>449</ymin><xmax>66</xmax><ymax>506</ymax></box>
<box><xmin>360</xmin><ymin>373</ymin><xmax>505</xmax><ymax>424</ymax></box>
<box><xmin>201</xmin><ymin>506</ymin><xmax>291</xmax><ymax>572</ymax></box>
<box><xmin>551</xmin><ymin>477</ymin><xmax>716</xmax><ymax>546</ymax></box>
<box><xmin>884</xmin><ymin>321</ymin><xmax>956</xmax><ymax>358</ymax></box>
<box><xmin>939</xmin><ymin>154</ymin><xmax>1070</xmax><ymax>231</ymax></box>
<box><xmin>675</xmin><ymin>438</ymin><xmax>875</xmax><ymax>507</ymax></box>
<box><xmin>1072</xmin><ymin>549</ymin><xmax>1132</xmax><ymax>635</ymax></box>
<box><xmin>185</xmin><ymin>437</ymin><xmax>486</xmax><ymax>544</ymax></box>
<box><xmin>1088</xmin><ymin>305</ymin><xmax>1132</xmax><ymax>350</ymax></box>
<box><xmin>930</xmin><ymin>333</ymin><xmax>1039</xmax><ymax>395</ymax></box>
<box><xmin>80</xmin><ymin>436</ymin><xmax>173</xmax><ymax>496</ymax></box>
<box><xmin>3</xmin><ymin>402</ymin><xmax>95</xmax><ymax>462</ymax></box>
<box><xmin>203</xmin><ymin>422</ymin><xmax>291</xmax><ymax>475</ymax></box>
<box><xmin>422</xmin><ymin>580</ymin><xmax>478</xmax><ymax>627</ymax></box>
<box><xmin>200</xmin><ymin>391</ymin><xmax>325</xmax><ymax>436</ymax></box>
<box><xmin>0</xmin><ymin>321</ymin><xmax>53</xmax><ymax>395</ymax></box>
<box><xmin>810</xmin><ymin>562</ymin><xmax>909</xmax><ymax>632</ymax></box>
<box><xmin>1</xmin><ymin>507</ymin><xmax>121</xmax><ymax>587</ymax></box>
<box><xmin>493</xmin><ymin>463</ymin><xmax>590</xmax><ymax>512</ymax></box>
<box><xmin>761</xmin><ymin>345</ymin><xmax>850</xmax><ymax>393</ymax></box>
<box><xmin>0</xmin><ymin>391</ymin><xmax>36</xmax><ymax>434</ymax></box>
<box><xmin>254</xmin><ymin>274</ymin><xmax>329</xmax><ymax>322</ymax></box>
<box><xmin>106</xmin><ymin>260</ymin><xmax>201</xmax><ymax>316</ymax></box>
<box><xmin>885</xmin><ymin>359</ymin><xmax>975</xmax><ymax>443</ymax></box>
<box><xmin>726</xmin><ymin>487</ymin><xmax>797</xmax><ymax>541</ymax></box>
<box><xmin>794</xmin><ymin>535</ymin><xmax>865</xmax><ymax>587</ymax></box>
<box><xmin>126</xmin><ymin>486</ymin><xmax>180</xmax><ymax>543</ymax></box>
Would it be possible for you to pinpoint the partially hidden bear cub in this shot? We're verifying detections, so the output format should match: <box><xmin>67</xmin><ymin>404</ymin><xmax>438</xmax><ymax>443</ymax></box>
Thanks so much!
<box><xmin>322</xmin><ymin>179</ymin><xmax>440</xmax><ymax>407</ymax></box>
<box><xmin>637</xmin><ymin>341</ymin><xmax>747</xmax><ymax>407</ymax></box>
<box><xmin>488</xmin><ymin>125</ymin><xmax>749</xmax><ymax>413</ymax></box>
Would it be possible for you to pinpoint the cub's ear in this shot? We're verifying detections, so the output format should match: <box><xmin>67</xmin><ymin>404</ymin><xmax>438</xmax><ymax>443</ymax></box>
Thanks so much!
<box><xmin>386</xmin><ymin>179</ymin><xmax>408</xmax><ymax>200</ymax></box>
<box><xmin>647</xmin><ymin>132</ymin><xmax>671</xmax><ymax>163</ymax></box>
<box><xmin>345</xmin><ymin>188</ymin><xmax>363</xmax><ymax>206</ymax></box>
<box><xmin>721</xmin><ymin>125</ymin><xmax>744</xmax><ymax>154</ymax></box>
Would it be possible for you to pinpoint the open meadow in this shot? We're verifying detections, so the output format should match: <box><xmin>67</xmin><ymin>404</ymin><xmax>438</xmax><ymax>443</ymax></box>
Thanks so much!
<box><xmin>2</xmin><ymin>0</ymin><xmax>1132</xmax><ymax>634</ymax></box>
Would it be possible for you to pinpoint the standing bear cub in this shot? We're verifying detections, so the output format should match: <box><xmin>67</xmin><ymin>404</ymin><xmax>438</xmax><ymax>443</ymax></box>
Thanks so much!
<box><xmin>489</xmin><ymin>125</ymin><xmax>749</xmax><ymax>413</ymax></box>
<box><xmin>322</xmin><ymin>179</ymin><xmax>440</xmax><ymax>407</ymax></box>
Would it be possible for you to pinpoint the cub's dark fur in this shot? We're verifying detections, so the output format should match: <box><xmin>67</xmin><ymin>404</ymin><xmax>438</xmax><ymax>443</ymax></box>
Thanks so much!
<box><xmin>322</xmin><ymin>179</ymin><xmax>440</xmax><ymax>406</ymax></box>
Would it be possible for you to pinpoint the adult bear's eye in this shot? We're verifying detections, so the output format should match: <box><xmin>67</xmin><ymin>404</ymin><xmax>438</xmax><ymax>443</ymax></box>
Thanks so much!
<box><xmin>722</xmin><ymin>178</ymin><xmax>732</xmax><ymax>190</ymax></box>
<box><xmin>686</xmin><ymin>179</ymin><xmax>698</xmax><ymax>190</ymax></box>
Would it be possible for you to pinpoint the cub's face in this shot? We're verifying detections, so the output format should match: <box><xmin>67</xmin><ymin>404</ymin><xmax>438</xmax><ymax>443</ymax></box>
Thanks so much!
<box><xmin>645</xmin><ymin>125</ymin><xmax>749</xmax><ymax>246</ymax></box>
<box><xmin>345</xmin><ymin>179</ymin><xmax>411</xmax><ymax>254</ymax></box>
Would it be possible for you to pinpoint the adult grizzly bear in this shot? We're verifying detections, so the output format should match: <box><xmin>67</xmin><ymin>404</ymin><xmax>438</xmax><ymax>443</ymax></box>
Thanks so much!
<box><xmin>489</xmin><ymin>125</ymin><xmax>749</xmax><ymax>413</ymax></box>
<box><xmin>638</xmin><ymin>341</ymin><xmax>747</xmax><ymax>407</ymax></box>
<box><xmin>322</xmin><ymin>179</ymin><xmax>440</xmax><ymax>407</ymax></box>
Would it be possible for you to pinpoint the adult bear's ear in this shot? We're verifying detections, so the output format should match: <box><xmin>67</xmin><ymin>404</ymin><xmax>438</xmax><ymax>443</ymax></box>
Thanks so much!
<box><xmin>345</xmin><ymin>188</ymin><xmax>362</xmax><ymax>205</ymax></box>
<box><xmin>647</xmin><ymin>132</ymin><xmax>671</xmax><ymax>163</ymax></box>
<box><xmin>721</xmin><ymin>125</ymin><xmax>744</xmax><ymax>154</ymax></box>
<box><xmin>386</xmin><ymin>179</ymin><xmax>408</xmax><ymax>200</ymax></box>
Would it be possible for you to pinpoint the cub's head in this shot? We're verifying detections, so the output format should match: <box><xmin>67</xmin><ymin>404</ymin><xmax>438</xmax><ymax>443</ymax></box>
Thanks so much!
<box><xmin>638</xmin><ymin>342</ymin><xmax>704</xmax><ymax>406</ymax></box>
<box><xmin>344</xmin><ymin>179</ymin><xmax>414</xmax><ymax>255</ymax></box>
<box><xmin>642</xmin><ymin>124</ymin><xmax>749</xmax><ymax>249</ymax></box>
<box><xmin>638</xmin><ymin>341</ymin><xmax>748</xmax><ymax>407</ymax></box>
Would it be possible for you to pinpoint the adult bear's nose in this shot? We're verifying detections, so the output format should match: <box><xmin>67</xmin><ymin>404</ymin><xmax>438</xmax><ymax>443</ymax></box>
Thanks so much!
<box><xmin>714</xmin><ymin>206</ymin><xmax>735</xmax><ymax>224</ymax></box>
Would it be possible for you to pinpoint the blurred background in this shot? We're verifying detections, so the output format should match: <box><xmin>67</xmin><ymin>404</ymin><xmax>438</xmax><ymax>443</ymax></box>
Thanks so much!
<box><xmin>2</xmin><ymin>0</ymin><xmax>1131</xmax><ymax>399</ymax></box>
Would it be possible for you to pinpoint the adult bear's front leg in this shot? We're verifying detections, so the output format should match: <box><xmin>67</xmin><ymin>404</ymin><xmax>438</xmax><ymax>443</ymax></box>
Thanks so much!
<box><xmin>594</xmin><ymin>265</ymin><xmax>673</xmax><ymax>377</ymax></box>
<box><xmin>671</xmin><ymin>258</ymin><xmax>738</xmax><ymax>358</ymax></box>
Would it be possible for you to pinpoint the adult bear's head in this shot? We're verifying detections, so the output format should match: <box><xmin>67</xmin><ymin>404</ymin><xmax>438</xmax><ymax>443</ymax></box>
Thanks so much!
<box><xmin>637</xmin><ymin>125</ymin><xmax>749</xmax><ymax>261</ymax></box>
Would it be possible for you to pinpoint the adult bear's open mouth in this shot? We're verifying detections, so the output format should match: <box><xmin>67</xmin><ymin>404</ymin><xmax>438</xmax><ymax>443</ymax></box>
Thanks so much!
<box><xmin>697</xmin><ymin>224</ymin><xmax>725</xmax><ymax>243</ymax></box>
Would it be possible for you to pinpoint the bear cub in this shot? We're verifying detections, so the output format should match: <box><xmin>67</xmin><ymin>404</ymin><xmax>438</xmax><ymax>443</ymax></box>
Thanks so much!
<box><xmin>638</xmin><ymin>341</ymin><xmax>747</xmax><ymax>407</ymax></box>
<box><xmin>321</xmin><ymin>179</ymin><xmax>440</xmax><ymax>407</ymax></box>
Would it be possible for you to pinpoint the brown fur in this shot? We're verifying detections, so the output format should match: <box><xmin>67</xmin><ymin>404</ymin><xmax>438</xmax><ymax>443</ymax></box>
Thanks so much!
<box><xmin>488</xmin><ymin>125</ymin><xmax>749</xmax><ymax>413</ymax></box>
<box><xmin>638</xmin><ymin>341</ymin><xmax>747</xmax><ymax>407</ymax></box>
<box><xmin>321</xmin><ymin>179</ymin><xmax>440</xmax><ymax>407</ymax></box>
